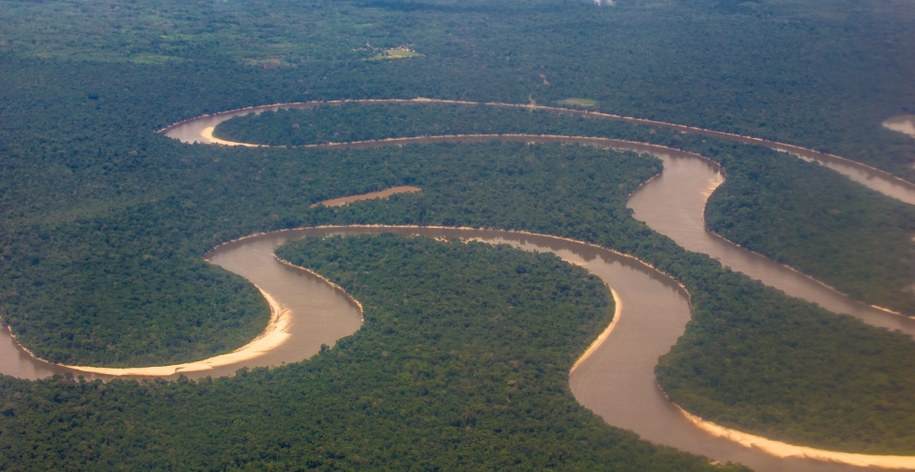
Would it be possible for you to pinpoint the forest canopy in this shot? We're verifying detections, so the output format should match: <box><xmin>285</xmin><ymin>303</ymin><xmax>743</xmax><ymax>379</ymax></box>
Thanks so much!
<box><xmin>2</xmin><ymin>0</ymin><xmax>915</xmax><ymax>468</ymax></box>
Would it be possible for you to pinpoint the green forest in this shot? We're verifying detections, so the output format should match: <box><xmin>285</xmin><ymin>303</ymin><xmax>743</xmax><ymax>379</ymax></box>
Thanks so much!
<box><xmin>2</xmin><ymin>0</ymin><xmax>915</xmax><ymax>469</ymax></box>
<box><xmin>216</xmin><ymin>102</ymin><xmax>915</xmax><ymax>313</ymax></box>
<box><xmin>0</xmin><ymin>235</ymin><xmax>744</xmax><ymax>471</ymax></box>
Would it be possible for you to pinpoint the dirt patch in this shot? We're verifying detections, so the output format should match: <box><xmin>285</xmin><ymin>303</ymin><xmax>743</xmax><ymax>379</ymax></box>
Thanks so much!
<box><xmin>310</xmin><ymin>186</ymin><xmax>421</xmax><ymax>208</ymax></box>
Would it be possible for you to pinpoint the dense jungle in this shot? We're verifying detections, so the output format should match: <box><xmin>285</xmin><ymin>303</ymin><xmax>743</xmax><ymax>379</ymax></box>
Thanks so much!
<box><xmin>1</xmin><ymin>0</ymin><xmax>914</xmax><ymax>469</ymax></box>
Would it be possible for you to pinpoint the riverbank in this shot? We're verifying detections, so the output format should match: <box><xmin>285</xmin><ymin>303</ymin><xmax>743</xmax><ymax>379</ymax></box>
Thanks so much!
<box><xmin>4</xmin><ymin>98</ymin><xmax>909</xmax><ymax>467</ymax></box>
<box><xmin>678</xmin><ymin>407</ymin><xmax>915</xmax><ymax>470</ymax></box>
<box><xmin>883</xmin><ymin>115</ymin><xmax>915</xmax><ymax>140</ymax></box>
<box><xmin>57</xmin><ymin>286</ymin><xmax>292</xmax><ymax>377</ymax></box>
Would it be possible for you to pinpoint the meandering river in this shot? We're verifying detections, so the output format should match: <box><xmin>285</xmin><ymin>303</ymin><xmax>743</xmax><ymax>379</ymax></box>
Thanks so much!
<box><xmin>3</xmin><ymin>99</ymin><xmax>914</xmax><ymax>470</ymax></box>
<box><xmin>161</xmin><ymin>98</ymin><xmax>915</xmax><ymax>205</ymax></box>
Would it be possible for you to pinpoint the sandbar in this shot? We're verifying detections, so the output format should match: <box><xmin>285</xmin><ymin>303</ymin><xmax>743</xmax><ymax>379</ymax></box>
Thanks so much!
<box><xmin>883</xmin><ymin>115</ymin><xmax>915</xmax><ymax>140</ymax></box>
<box><xmin>310</xmin><ymin>186</ymin><xmax>422</xmax><ymax>208</ymax></box>
<box><xmin>201</xmin><ymin>126</ymin><xmax>261</xmax><ymax>147</ymax></box>
<box><xmin>59</xmin><ymin>286</ymin><xmax>291</xmax><ymax>377</ymax></box>
<box><xmin>677</xmin><ymin>406</ymin><xmax>915</xmax><ymax>469</ymax></box>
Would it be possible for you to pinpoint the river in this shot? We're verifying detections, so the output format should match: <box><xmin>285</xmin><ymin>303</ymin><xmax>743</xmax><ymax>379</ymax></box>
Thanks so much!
<box><xmin>0</xmin><ymin>224</ymin><xmax>866</xmax><ymax>470</ymax></box>
<box><xmin>2</xmin><ymin>100</ymin><xmax>914</xmax><ymax>470</ymax></box>
<box><xmin>161</xmin><ymin>98</ymin><xmax>915</xmax><ymax>205</ymax></box>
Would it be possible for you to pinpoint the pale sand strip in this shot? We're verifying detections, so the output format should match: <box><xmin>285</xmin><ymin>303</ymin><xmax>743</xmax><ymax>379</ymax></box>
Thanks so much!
<box><xmin>570</xmin><ymin>287</ymin><xmax>621</xmax><ymax>374</ymax></box>
<box><xmin>201</xmin><ymin>126</ymin><xmax>262</xmax><ymax>147</ymax></box>
<box><xmin>60</xmin><ymin>286</ymin><xmax>291</xmax><ymax>377</ymax></box>
<box><xmin>164</xmin><ymin>97</ymin><xmax>914</xmax><ymax>204</ymax></box>
<box><xmin>161</xmin><ymin>102</ymin><xmax>915</xmax><ymax>466</ymax></box>
<box><xmin>882</xmin><ymin>115</ymin><xmax>915</xmax><ymax>139</ymax></box>
<box><xmin>310</xmin><ymin>186</ymin><xmax>422</xmax><ymax>208</ymax></box>
<box><xmin>677</xmin><ymin>406</ymin><xmax>915</xmax><ymax>470</ymax></box>
<box><xmin>16</xmin><ymin>217</ymin><xmax>915</xmax><ymax>466</ymax></box>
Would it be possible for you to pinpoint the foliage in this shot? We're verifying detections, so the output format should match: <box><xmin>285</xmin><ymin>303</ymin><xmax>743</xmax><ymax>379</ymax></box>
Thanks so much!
<box><xmin>0</xmin><ymin>236</ymin><xmax>741</xmax><ymax>471</ymax></box>
<box><xmin>369</xmin><ymin>46</ymin><xmax>422</xmax><ymax>60</ymax></box>
<box><xmin>556</xmin><ymin>98</ymin><xmax>598</xmax><ymax>108</ymax></box>
<box><xmin>706</xmin><ymin>146</ymin><xmax>915</xmax><ymax>313</ymax></box>
<box><xmin>1</xmin><ymin>0</ymin><xmax>915</xmax><ymax>460</ymax></box>
<box><xmin>0</xmin><ymin>140</ymin><xmax>657</xmax><ymax>365</ymax></box>
<box><xmin>216</xmin><ymin>102</ymin><xmax>915</xmax><ymax>313</ymax></box>
<box><xmin>2</xmin><ymin>0</ymin><xmax>913</xmax><ymax>177</ymax></box>
<box><xmin>658</xmin><ymin>270</ymin><xmax>915</xmax><ymax>454</ymax></box>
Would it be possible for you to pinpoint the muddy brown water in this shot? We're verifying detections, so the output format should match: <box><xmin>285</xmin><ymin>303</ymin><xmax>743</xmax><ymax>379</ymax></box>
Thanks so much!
<box><xmin>627</xmin><ymin>151</ymin><xmax>915</xmax><ymax>335</ymax></box>
<box><xmin>161</xmin><ymin>98</ymin><xmax>915</xmax><ymax>205</ymax></box>
<box><xmin>3</xmin><ymin>102</ymin><xmax>914</xmax><ymax>470</ymax></box>
<box><xmin>0</xmin><ymin>225</ymin><xmax>867</xmax><ymax>470</ymax></box>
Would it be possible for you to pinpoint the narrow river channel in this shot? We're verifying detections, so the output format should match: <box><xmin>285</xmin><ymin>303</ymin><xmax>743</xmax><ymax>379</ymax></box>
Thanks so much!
<box><xmin>0</xmin><ymin>225</ymin><xmax>862</xmax><ymax>470</ymax></box>
<box><xmin>2</xmin><ymin>99</ymin><xmax>913</xmax><ymax>471</ymax></box>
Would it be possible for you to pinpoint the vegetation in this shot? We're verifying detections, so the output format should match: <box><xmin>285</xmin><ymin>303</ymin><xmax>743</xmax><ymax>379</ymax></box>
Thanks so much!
<box><xmin>2</xmin><ymin>0</ymin><xmax>913</xmax><ymax>177</ymax></box>
<box><xmin>2</xmin><ymin>0</ymin><xmax>915</xmax><ymax>465</ymax></box>
<box><xmin>657</xmin><ymin>273</ymin><xmax>915</xmax><ymax>454</ymax></box>
<box><xmin>216</xmin><ymin>102</ymin><xmax>915</xmax><ymax>313</ymax></box>
<box><xmin>0</xmin><ymin>140</ymin><xmax>659</xmax><ymax>365</ymax></box>
<box><xmin>0</xmin><ymin>236</ymin><xmax>742</xmax><ymax>471</ymax></box>
<box><xmin>706</xmin><ymin>147</ymin><xmax>915</xmax><ymax>313</ymax></box>
<box><xmin>216</xmin><ymin>105</ymin><xmax>915</xmax><ymax>453</ymax></box>
<box><xmin>556</xmin><ymin>98</ymin><xmax>598</xmax><ymax>108</ymax></box>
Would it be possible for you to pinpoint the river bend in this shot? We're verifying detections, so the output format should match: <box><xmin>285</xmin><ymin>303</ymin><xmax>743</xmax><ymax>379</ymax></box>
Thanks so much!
<box><xmin>2</xmin><ymin>100</ymin><xmax>914</xmax><ymax>471</ymax></box>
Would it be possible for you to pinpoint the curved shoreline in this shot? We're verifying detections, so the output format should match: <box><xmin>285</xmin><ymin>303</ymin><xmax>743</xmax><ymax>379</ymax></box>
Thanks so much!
<box><xmin>569</xmin><ymin>286</ymin><xmax>622</xmax><ymax>374</ymax></box>
<box><xmin>272</xmin><ymin>254</ymin><xmax>365</xmax><ymax>321</ymax></box>
<box><xmin>703</xmin><ymin>225</ymin><xmax>907</xmax><ymax>318</ymax></box>
<box><xmin>882</xmin><ymin>115</ymin><xmax>915</xmax><ymax>140</ymax></box>
<box><xmin>162</xmin><ymin>97</ymin><xmax>915</xmax><ymax>205</ymax></box>
<box><xmin>58</xmin><ymin>286</ymin><xmax>293</xmax><ymax>377</ymax></box>
<box><xmin>201</xmin><ymin>125</ymin><xmax>261</xmax><ymax>147</ymax></box>
<box><xmin>187</xmin><ymin>123</ymin><xmax>913</xmax><ymax>323</ymax></box>
<box><xmin>163</xmin><ymin>102</ymin><xmax>915</xmax><ymax>466</ymax></box>
<box><xmin>677</xmin><ymin>407</ymin><xmax>915</xmax><ymax>470</ymax></box>
<box><xmin>3</xmin><ymin>99</ymin><xmax>913</xmax><ymax>468</ymax></box>
<box><xmin>7</xmin><ymin>225</ymin><xmax>915</xmax><ymax>470</ymax></box>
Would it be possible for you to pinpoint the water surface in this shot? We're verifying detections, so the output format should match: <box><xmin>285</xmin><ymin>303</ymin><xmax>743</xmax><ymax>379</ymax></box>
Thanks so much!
<box><xmin>628</xmin><ymin>152</ymin><xmax>915</xmax><ymax>336</ymax></box>
<box><xmin>3</xmin><ymin>101</ymin><xmax>912</xmax><ymax>469</ymax></box>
